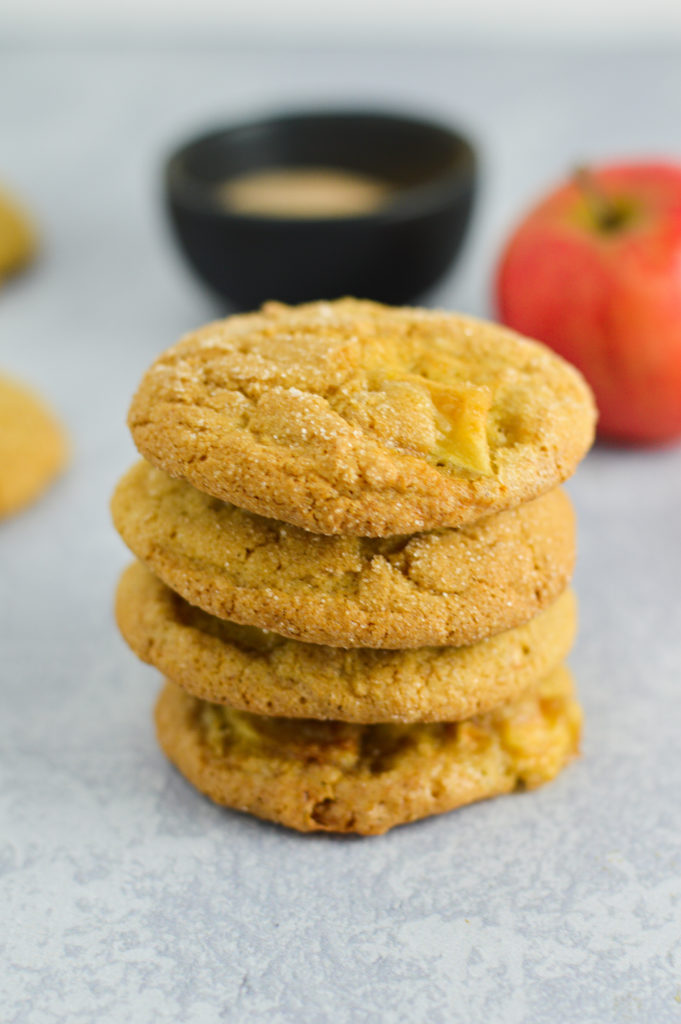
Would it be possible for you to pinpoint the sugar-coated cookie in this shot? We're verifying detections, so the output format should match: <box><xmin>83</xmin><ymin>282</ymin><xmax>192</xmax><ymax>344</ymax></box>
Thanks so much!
<box><xmin>155</xmin><ymin>666</ymin><xmax>581</xmax><ymax>835</ymax></box>
<box><xmin>118</xmin><ymin>562</ymin><xmax>576</xmax><ymax>724</ymax></box>
<box><xmin>0</xmin><ymin>186</ymin><xmax>36</xmax><ymax>282</ymax></box>
<box><xmin>112</xmin><ymin>462</ymin><xmax>575</xmax><ymax>649</ymax></box>
<box><xmin>0</xmin><ymin>374</ymin><xmax>67</xmax><ymax>519</ymax></box>
<box><xmin>128</xmin><ymin>299</ymin><xmax>595</xmax><ymax>536</ymax></box>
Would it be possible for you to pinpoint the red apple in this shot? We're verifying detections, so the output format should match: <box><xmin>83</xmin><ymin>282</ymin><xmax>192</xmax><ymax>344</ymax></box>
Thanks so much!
<box><xmin>495</xmin><ymin>162</ymin><xmax>681</xmax><ymax>444</ymax></box>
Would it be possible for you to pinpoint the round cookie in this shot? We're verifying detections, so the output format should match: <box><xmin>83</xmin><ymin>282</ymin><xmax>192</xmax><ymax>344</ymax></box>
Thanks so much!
<box><xmin>0</xmin><ymin>374</ymin><xmax>67</xmax><ymax>519</ymax></box>
<box><xmin>128</xmin><ymin>299</ymin><xmax>595</xmax><ymax>536</ymax></box>
<box><xmin>155</xmin><ymin>666</ymin><xmax>582</xmax><ymax>835</ymax></box>
<box><xmin>117</xmin><ymin>562</ymin><xmax>577</xmax><ymax>723</ymax></box>
<box><xmin>111</xmin><ymin>462</ymin><xmax>575</xmax><ymax>649</ymax></box>
<box><xmin>0</xmin><ymin>186</ymin><xmax>36</xmax><ymax>282</ymax></box>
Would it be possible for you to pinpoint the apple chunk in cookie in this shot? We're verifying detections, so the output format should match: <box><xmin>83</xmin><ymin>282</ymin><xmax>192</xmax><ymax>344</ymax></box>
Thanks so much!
<box><xmin>335</xmin><ymin>373</ymin><xmax>492</xmax><ymax>475</ymax></box>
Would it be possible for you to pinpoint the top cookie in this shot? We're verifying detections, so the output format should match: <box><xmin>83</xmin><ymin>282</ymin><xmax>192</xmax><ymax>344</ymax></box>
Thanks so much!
<box><xmin>129</xmin><ymin>299</ymin><xmax>595</xmax><ymax>536</ymax></box>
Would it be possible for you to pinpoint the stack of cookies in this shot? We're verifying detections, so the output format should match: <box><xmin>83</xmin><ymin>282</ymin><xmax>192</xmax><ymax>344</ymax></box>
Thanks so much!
<box><xmin>112</xmin><ymin>299</ymin><xmax>595</xmax><ymax>835</ymax></box>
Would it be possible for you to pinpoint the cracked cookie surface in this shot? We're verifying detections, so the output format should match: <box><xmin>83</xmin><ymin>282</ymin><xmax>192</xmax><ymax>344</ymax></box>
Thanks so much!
<box><xmin>155</xmin><ymin>666</ymin><xmax>581</xmax><ymax>834</ymax></box>
<box><xmin>128</xmin><ymin>299</ymin><xmax>595</xmax><ymax>536</ymax></box>
<box><xmin>112</xmin><ymin>462</ymin><xmax>575</xmax><ymax>649</ymax></box>
<box><xmin>0</xmin><ymin>374</ymin><xmax>67</xmax><ymax>519</ymax></box>
<box><xmin>117</xmin><ymin>562</ymin><xmax>576</xmax><ymax>723</ymax></box>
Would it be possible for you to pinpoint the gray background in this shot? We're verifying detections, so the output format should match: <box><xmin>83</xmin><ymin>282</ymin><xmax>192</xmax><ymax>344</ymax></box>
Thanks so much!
<box><xmin>1</xmin><ymin>44</ymin><xmax>680</xmax><ymax>1023</ymax></box>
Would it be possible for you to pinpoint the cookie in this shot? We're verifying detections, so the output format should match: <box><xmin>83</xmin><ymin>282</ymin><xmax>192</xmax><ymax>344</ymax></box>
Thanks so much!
<box><xmin>155</xmin><ymin>666</ymin><xmax>581</xmax><ymax>835</ymax></box>
<box><xmin>0</xmin><ymin>374</ymin><xmax>67</xmax><ymax>519</ymax></box>
<box><xmin>128</xmin><ymin>299</ymin><xmax>595</xmax><ymax>536</ymax></box>
<box><xmin>117</xmin><ymin>562</ymin><xmax>576</xmax><ymax>723</ymax></box>
<box><xmin>0</xmin><ymin>186</ymin><xmax>36</xmax><ymax>282</ymax></box>
<box><xmin>111</xmin><ymin>462</ymin><xmax>575</xmax><ymax>649</ymax></box>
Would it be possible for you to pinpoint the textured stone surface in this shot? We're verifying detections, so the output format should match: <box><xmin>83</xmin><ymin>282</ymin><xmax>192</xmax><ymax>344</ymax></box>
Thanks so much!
<box><xmin>1</xmin><ymin>42</ymin><xmax>681</xmax><ymax>1024</ymax></box>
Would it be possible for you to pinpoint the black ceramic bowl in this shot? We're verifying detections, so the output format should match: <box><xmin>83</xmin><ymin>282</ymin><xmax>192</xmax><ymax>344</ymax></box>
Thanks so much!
<box><xmin>164</xmin><ymin>110</ymin><xmax>477</xmax><ymax>310</ymax></box>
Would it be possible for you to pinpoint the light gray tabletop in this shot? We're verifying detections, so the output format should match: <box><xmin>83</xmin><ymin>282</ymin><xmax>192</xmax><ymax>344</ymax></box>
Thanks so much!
<box><xmin>1</xmin><ymin>42</ymin><xmax>680</xmax><ymax>1024</ymax></box>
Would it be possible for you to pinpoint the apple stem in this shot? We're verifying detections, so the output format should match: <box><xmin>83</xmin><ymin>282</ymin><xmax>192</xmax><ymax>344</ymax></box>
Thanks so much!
<box><xmin>574</xmin><ymin>166</ymin><xmax>625</xmax><ymax>231</ymax></box>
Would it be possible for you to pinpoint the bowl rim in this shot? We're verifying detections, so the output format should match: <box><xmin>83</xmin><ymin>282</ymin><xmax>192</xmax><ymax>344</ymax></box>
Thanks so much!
<box><xmin>164</xmin><ymin>107</ymin><xmax>477</xmax><ymax>226</ymax></box>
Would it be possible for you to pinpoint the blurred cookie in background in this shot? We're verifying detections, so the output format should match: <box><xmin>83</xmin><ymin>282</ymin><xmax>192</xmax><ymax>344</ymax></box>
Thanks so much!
<box><xmin>0</xmin><ymin>185</ymin><xmax>36</xmax><ymax>283</ymax></box>
<box><xmin>0</xmin><ymin>374</ymin><xmax>68</xmax><ymax>519</ymax></box>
